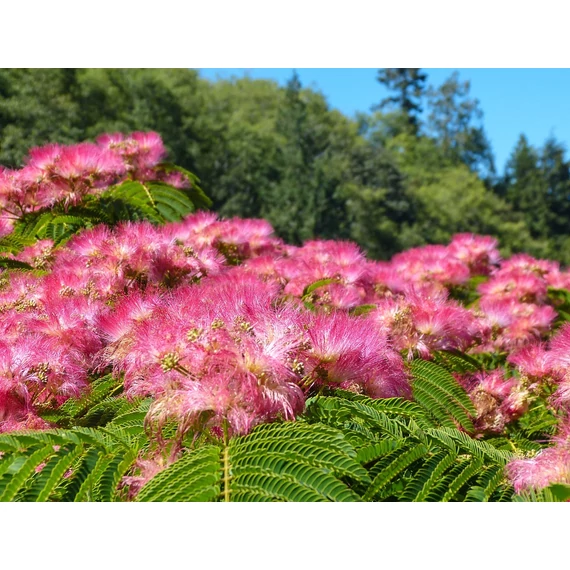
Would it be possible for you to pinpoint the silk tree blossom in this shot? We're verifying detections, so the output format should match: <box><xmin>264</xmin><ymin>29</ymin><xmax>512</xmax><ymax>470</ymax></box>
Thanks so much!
<box><xmin>373</xmin><ymin>288</ymin><xmax>480</xmax><ymax>359</ymax></box>
<box><xmin>448</xmin><ymin>233</ymin><xmax>501</xmax><ymax>276</ymax></box>
<box><xmin>96</xmin><ymin>131</ymin><xmax>167</xmax><ymax>174</ymax></box>
<box><xmin>507</xmin><ymin>418</ymin><xmax>570</xmax><ymax>493</ymax></box>
<box><xmin>542</xmin><ymin>324</ymin><xmax>570</xmax><ymax>406</ymax></box>
<box><xmin>0</xmin><ymin>132</ymin><xmax>176</xmax><ymax>218</ymax></box>
<box><xmin>456</xmin><ymin>369</ymin><xmax>530</xmax><ymax>434</ymax></box>
<box><xmin>2</xmin><ymin>155</ymin><xmax>570</xmax><ymax>455</ymax></box>
<box><xmin>473</xmin><ymin>251</ymin><xmax>563</xmax><ymax>352</ymax></box>
<box><xmin>278</xmin><ymin>240</ymin><xmax>370</xmax><ymax>310</ymax></box>
<box><xmin>391</xmin><ymin>245</ymin><xmax>471</xmax><ymax>289</ymax></box>
<box><xmin>474</xmin><ymin>298</ymin><xmax>557</xmax><ymax>352</ymax></box>
<box><xmin>507</xmin><ymin>343</ymin><xmax>560</xmax><ymax>393</ymax></box>
<box><xmin>98</xmin><ymin>272</ymin><xmax>308</xmax><ymax>436</ymax></box>
<box><xmin>0</xmin><ymin>168</ymin><xmax>29</xmax><ymax>214</ymax></box>
<box><xmin>0</xmin><ymin>217</ymin><xmax>14</xmax><ymax>239</ymax></box>
<box><xmin>21</xmin><ymin>142</ymin><xmax>126</xmax><ymax>210</ymax></box>
<box><xmin>546</xmin><ymin>323</ymin><xmax>570</xmax><ymax>370</ymax></box>
<box><xmin>499</xmin><ymin>253</ymin><xmax>559</xmax><ymax>277</ymax></box>
<box><xmin>545</xmin><ymin>268</ymin><xmax>570</xmax><ymax>291</ymax></box>
<box><xmin>304</xmin><ymin>311</ymin><xmax>410</xmax><ymax>398</ymax></box>
<box><xmin>209</xmin><ymin>218</ymin><xmax>284</xmax><ymax>262</ymax></box>
<box><xmin>11</xmin><ymin>239</ymin><xmax>55</xmax><ymax>270</ymax></box>
<box><xmin>0</xmin><ymin>336</ymin><xmax>88</xmax><ymax>432</ymax></box>
<box><xmin>364</xmin><ymin>261</ymin><xmax>404</xmax><ymax>298</ymax></box>
<box><xmin>478</xmin><ymin>269</ymin><xmax>547</xmax><ymax>304</ymax></box>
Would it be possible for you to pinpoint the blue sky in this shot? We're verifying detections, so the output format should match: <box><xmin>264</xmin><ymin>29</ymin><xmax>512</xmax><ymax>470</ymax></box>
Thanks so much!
<box><xmin>198</xmin><ymin>69</ymin><xmax>570</xmax><ymax>175</ymax></box>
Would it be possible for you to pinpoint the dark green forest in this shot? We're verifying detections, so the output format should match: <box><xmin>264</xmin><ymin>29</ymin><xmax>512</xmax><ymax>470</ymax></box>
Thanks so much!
<box><xmin>0</xmin><ymin>68</ymin><xmax>568</xmax><ymax>262</ymax></box>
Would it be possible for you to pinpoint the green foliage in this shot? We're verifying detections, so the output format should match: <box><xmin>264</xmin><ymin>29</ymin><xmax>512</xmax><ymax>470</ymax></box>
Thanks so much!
<box><xmin>304</xmin><ymin>391</ymin><xmax>514</xmax><ymax>502</ymax></box>
<box><xmin>432</xmin><ymin>349</ymin><xmax>482</xmax><ymax>374</ymax></box>
<box><xmin>425</xmin><ymin>71</ymin><xmax>494</xmax><ymax>177</ymax></box>
<box><xmin>0</xmin><ymin>173</ymin><xmax>208</xmax><ymax>258</ymax></box>
<box><xmin>131</xmin><ymin>366</ymin><xmax>517</xmax><ymax>503</ymax></box>
<box><xmin>375</xmin><ymin>68</ymin><xmax>427</xmax><ymax>134</ymax></box>
<box><xmin>496</xmin><ymin>134</ymin><xmax>570</xmax><ymax>263</ymax></box>
<box><xmin>0</xmin><ymin>423</ymin><xmax>147</xmax><ymax>502</ymax></box>
<box><xmin>3</xmin><ymin>68</ymin><xmax>570</xmax><ymax>262</ymax></box>
<box><xmin>137</xmin><ymin>421</ymin><xmax>368</xmax><ymax>502</ymax></box>
<box><xmin>547</xmin><ymin>287</ymin><xmax>570</xmax><ymax>327</ymax></box>
<box><xmin>410</xmin><ymin>359</ymin><xmax>477</xmax><ymax>432</ymax></box>
<box><xmin>0</xmin><ymin>377</ymin><xmax>153</xmax><ymax>502</ymax></box>
<box><xmin>513</xmin><ymin>483</ymin><xmax>570</xmax><ymax>502</ymax></box>
<box><xmin>2</xmin><ymin>367</ymin><xmax>557</xmax><ymax>502</ymax></box>
<box><xmin>136</xmin><ymin>446</ymin><xmax>221</xmax><ymax>502</ymax></box>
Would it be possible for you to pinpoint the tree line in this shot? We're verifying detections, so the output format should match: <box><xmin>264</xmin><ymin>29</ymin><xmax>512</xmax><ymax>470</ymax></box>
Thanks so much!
<box><xmin>0</xmin><ymin>68</ymin><xmax>568</xmax><ymax>262</ymax></box>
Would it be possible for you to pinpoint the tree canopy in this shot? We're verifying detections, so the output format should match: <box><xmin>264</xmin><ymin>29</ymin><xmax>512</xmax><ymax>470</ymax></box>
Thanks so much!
<box><xmin>0</xmin><ymin>68</ymin><xmax>568</xmax><ymax>263</ymax></box>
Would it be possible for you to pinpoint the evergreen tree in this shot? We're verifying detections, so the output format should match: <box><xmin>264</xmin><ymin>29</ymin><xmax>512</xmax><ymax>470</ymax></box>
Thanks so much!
<box><xmin>501</xmin><ymin>134</ymin><xmax>550</xmax><ymax>239</ymax></box>
<box><xmin>375</xmin><ymin>68</ymin><xmax>427</xmax><ymax>134</ymax></box>
<box><xmin>426</xmin><ymin>71</ymin><xmax>495</xmax><ymax>178</ymax></box>
<box><xmin>262</xmin><ymin>71</ymin><xmax>318</xmax><ymax>243</ymax></box>
<box><xmin>540</xmin><ymin>136</ymin><xmax>570</xmax><ymax>236</ymax></box>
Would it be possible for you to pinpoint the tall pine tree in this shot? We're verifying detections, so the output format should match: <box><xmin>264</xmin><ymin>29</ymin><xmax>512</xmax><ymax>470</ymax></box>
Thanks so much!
<box><xmin>426</xmin><ymin>71</ymin><xmax>495</xmax><ymax>178</ymax></box>
<box><xmin>375</xmin><ymin>68</ymin><xmax>427</xmax><ymax>134</ymax></box>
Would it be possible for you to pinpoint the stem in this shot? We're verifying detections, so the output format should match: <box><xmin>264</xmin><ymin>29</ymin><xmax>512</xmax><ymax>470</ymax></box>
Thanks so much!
<box><xmin>141</xmin><ymin>182</ymin><xmax>156</xmax><ymax>207</ymax></box>
<box><xmin>222</xmin><ymin>420</ymin><xmax>231</xmax><ymax>503</ymax></box>
<box><xmin>507</xmin><ymin>439</ymin><xmax>518</xmax><ymax>454</ymax></box>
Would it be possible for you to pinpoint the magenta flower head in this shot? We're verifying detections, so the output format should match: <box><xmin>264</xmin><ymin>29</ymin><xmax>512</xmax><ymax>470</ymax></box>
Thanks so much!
<box><xmin>97</xmin><ymin>131</ymin><xmax>166</xmax><ymax>174</ymax></box>
<box><xmin>507</xmin><ymin>342</ymin><xmax>555</xmax><ymax>384</ymax></box>
<box><xmin>391</xmin><ymin>244</ymin><xmax>470</xmax><ymax>288</ymax></box>
<box><xmin>448</xmin><ymin>233</ymin><xmax>501</xmax><ymax>276</ymax></box>
<box><xmin>507</xmin><ymin>418</ymin><xmax>570</xmax><ymax>493</ymax></box>
<box><xmin>304</xmin><ymin>311</ymin><xmax>410</xmax><ymax>398</ymax></box>
<box><xmin>25</xmin><ymin>143</ymin><xmax>63</xmax><ymax>173</ymax></box>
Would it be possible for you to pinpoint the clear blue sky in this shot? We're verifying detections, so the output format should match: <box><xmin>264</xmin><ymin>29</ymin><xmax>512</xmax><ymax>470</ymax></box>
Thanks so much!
<box><xmin>198</xmin><ymin>68</ymin><xmax>570</xmax><ymax>175</ymax></box>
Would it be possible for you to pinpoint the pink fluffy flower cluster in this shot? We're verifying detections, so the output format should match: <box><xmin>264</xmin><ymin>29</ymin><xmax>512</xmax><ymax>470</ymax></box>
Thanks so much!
<box><xmin>5</xmin><ymin>136</ymin><xmax>570</xmax><ymax>494</ymax></box>
<box><xmin>0</xmin><ymin>131</ymin><xmax>187</xmax><ymax>231</ymax></box>
<box><xmin>503</xmin><ymin>326</ymin><xmax>570</xmax><ymax>492</ymax></box>
<box><xmin>2</xmin><ymin>209</ymin><xmax>570</xmax><ymax>447</ymax></box>
<box><xmin>0</xmin><ymin>211</ymin><xmax>415</xmax><ymax>436</ymax></box>
<box><xmin>474</xmin><ymin>254</ymin><xmax>570</xmax><ymax>352</ymax></box>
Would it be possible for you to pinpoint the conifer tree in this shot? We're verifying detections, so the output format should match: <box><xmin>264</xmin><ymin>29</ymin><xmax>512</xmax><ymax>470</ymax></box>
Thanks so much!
<box><xmin>375</xmin><ymin>68</ymin><xmax>428</xmax><ymax>134</ymax></box>
<box><xmin>426</xmin><ymin>71</ymin><xmax>495</xmax><ymax>178</ymax></box>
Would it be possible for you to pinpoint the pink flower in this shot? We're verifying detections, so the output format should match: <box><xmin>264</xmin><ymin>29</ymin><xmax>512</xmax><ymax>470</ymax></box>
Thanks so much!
<box><xmin>507</xmin><ymin>419</ymin><xmax>570</xmax><ymax>493</ymax></box>
<box><xmin>448</xmin><ymin>233</ymin><xmax>501</xmax><ymax>276</ymax></box>
<box><xmin>305</xmin><ymin>311</ymin><xmax>410</xmax><ymax>398</ymax></box>
<box><xmin>391</xmin><ymin>245</ymin><xmax>470</xmax><ymax>288</ymax></box>
<box><xmin>478</xmin><ymin>269</ymin><xmax>547</xmax><ymax>304</ymax></box>
<box><xmin>457</xmin><ymin>369</ymin><xmax>529</xmax><ymax>434</ymax></box>
<box><xmin>507</xmin><ymin>343</ymin><xmax>555</xmax><ymax>382</ymax></box>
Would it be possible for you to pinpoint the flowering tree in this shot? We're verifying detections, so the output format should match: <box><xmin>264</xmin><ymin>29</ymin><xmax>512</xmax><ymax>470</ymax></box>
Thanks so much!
<box><xmin>1</xmin><ymin>133</ymin><xmax>570</xmax><ymax>502</ymax></box>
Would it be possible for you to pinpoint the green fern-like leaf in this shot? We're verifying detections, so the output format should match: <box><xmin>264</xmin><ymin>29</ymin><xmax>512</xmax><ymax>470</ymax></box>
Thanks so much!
<box><xmin>464</xmin><ymin>464</ymin><xmax>508</xmax><ymax>502</ymax></box>
<box><xmin>28</xmin><ymin>444</ymin><xmax>86</xmax><ymax>502</ymax></box>
<box><xmin>306</xmin><ymin>391</ymin><xmax>515</xmax><ymax>501</ymax></box>
<box><xmin>0</xmin><ymin>257</ymin><xmax>34</xmax><ymax>270</ymax></box>
<box><xmin>410</xmin><ymin>359</ymin><xmax>476</xmax><ymax>432</ymax></box>
<box><xmin>137</xmin><ymin>421</ymin><xmax>367</xmax><ymax>502</ymax></box>
<box><xmin>513</xmin><ymin>483</ymin><xmax>570</xmax><ymax>502</ymax></box>
<box><xmin>440</xmin><ymin>456</ymin><xmax>484</xmax><ymax>502</ymax></box>
<box><xmin>0</xmin><ymin>232</ymin><xmax>36</xmax><ymax>255</ymax></box>
<box><xmin>401</xmin><ymin>449</ymin><xmax>458</xmax><ymax>501</ymax></box>
<box><xmin>432</xmin><ymin>350</ymin><xmax>481</xmax><ymax>373</ymax></box>
<box><xmin>147</xmin><ymin>182</ymin><xmax>195</xmax><ymax>222</ymax></box>
<box><xmin>136</xmin><ymin>445</ymin><xmax>221</xmax><ymax>502</ymax></box>
<box><xmin>0</xmin><ymin>424</ymin><xmax>148</xmax><ymax>502</ymax></box>
<box><xmin>0</xmin><ymin>444</ymin><xmax>56</xmax><ymax>501</ymax></box>
<box><xmin>59</xmin><ymin>375</ymin><xmax>120</xmax><ymax>414</ymax></box>
<box><xmin>363</xmin><ymin>443</ymin><xmax>428</xmax><ymax>501</ymax></box>
<box><xmin>157</xmin><ymin>163</ymin><xmax>213</xmax><ymax>210</ymax></box>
